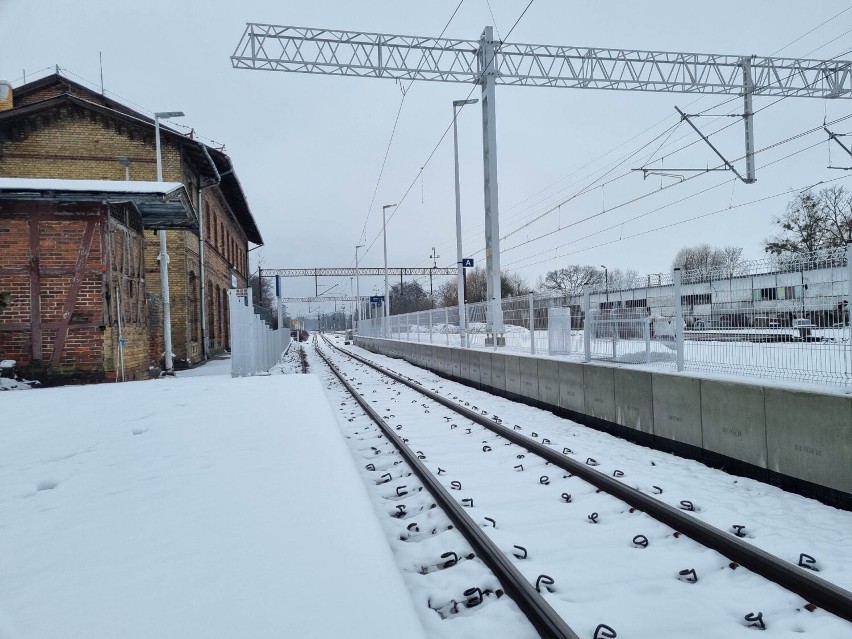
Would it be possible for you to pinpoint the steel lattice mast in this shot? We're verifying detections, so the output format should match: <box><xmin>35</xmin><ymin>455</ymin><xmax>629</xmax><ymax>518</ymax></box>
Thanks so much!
<box><xmin>232</xmin><ymin>23</ymin><xmax>852</xmax><ymax>340</ymax></box>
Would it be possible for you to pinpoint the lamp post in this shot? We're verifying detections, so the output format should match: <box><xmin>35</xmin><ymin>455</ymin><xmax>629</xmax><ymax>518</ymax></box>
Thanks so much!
<box><xmin>453</xmin><ymin>98</ymin><xmax>478</xmax><ymax>347</ymax></box>
<box><xmin>382</xmin><ymin>204</ymin><xmax>396</xmax><ymax>333</ymax></box>
<box><xmin>355</xmin><ymin>244</ymin><xmax>364</xmax><ymax>331</ymax></box>
<box><xmin>600</xmin><ymin>265</ymin><xmax>608</xmax><ymax>303</ymax></box>
<box><xmin>117</xmin><ymin>156</ymin><xmax>131</xmax><ymax>180</ymax></box>
<box><xmin>154</xmin><ymin>110</ymin><xmax>184</xmax><ymax>374</ymax></box>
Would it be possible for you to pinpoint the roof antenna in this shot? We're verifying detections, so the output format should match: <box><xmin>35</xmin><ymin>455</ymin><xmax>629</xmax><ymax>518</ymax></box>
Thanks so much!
<box><xmin>99</xmin><ymin>52</ymin><xmax>105</xmax><ymax>95</ymax></box>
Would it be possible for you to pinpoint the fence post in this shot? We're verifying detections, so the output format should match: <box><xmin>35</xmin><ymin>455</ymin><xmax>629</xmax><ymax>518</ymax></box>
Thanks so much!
<box><xmin>529</xmin><ymin>292</ymin><xmax>535</xmax><ymax>354</ymax></box>
<box><xmin>645</xmin><ymin>317</ymin><xmax>652</xmax><ymax>365</ymax></box>
<box><xmin>429</xmin><ymin>308</ymin><xmax>434</xmax><ymax>343</ymax></box>
<box><xmin>583</xmin><ymin>286</ymin><xmax>591</xmax><ymax>362</ymax></box>
<box><xmin>445</xmin><ymin>307</ymin><xmax>450</xmax><ymax>345</ymax></box>
<box><xmin>417</xmin><ymin>311</ymin><xmax>421</xmax><ymax>342</ymax></box>
<box><xmin>847</xmin><ymin>243</ymin><xmax>852</xmax><ymax>377</ymax></box>
<box><xmin>673</xmin><ymin>268</ymin><xmax>684</xmax><ymax>372</ymax></box>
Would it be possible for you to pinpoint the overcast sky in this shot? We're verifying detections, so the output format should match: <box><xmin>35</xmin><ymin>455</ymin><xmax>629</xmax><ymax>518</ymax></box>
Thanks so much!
<box><xmin>3</xmin><ymin>1</ymin><xmax>851</xmax><ymax>316</ymax></box>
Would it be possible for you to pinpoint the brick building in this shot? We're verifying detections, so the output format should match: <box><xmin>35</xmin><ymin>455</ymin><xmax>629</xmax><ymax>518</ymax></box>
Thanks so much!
<box><xmin>0</xmin><ymin>73</ymin><xmax>263</xmax><ymax>381</ymax></box>
<box><xmin>0</xmin><ymin>179</ymin><xmax>196</xmax><ymax>383</ymax></box>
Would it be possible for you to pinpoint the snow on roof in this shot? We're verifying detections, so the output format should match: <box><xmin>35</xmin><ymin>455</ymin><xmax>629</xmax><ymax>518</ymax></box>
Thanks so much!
<box><xmin>0</xmin><ymin>177</ymin><xmax>185</xmax><ymax>196</ymax></box>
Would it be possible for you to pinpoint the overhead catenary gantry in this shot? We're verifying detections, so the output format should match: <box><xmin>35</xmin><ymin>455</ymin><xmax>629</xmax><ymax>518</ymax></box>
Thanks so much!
<box><xmin>233</xmin><ymin>23</ymin><xmax>852</xmax><ymax>342</ymax></box>
<box><xmin>261</xmin><ymin>267</ymin><xmax>459</xmax><ymax>277</ymax></box>
<box><xmin>262</xmin><ymin>266</ymin><xmax>460</xmax><ymax>301</ymax></box>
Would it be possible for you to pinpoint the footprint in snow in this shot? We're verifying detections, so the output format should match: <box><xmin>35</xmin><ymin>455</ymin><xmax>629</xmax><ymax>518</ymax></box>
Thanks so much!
<box><xmin>36</xmin><ymin>479</ymin><xmax>59</xmax><ymax>492</ymax></box>
<box><xmin>132</xmin><ymin>428</ymin><xmax>148</xmax><ymax>436</ymax></box>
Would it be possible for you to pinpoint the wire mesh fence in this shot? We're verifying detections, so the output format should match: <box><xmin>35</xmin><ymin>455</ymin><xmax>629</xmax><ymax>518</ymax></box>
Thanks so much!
<box><xmin>357</xmin><ymin>246</ymin><xmax>852</xmax><ymax>388</ymax></box>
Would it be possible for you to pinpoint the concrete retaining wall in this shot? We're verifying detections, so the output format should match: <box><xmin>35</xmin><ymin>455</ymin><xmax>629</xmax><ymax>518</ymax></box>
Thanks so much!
<box><xmin>353</xmin><ymin>337</ymin><xmax>851</xmax><ymax>508</ymax></box>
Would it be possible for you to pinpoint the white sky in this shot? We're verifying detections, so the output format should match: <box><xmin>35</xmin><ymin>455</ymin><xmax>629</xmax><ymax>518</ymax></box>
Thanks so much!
<box><xmin>2</xmin><ymin>1</ymin><xmax>852</xmax><ymax>317</ymax></box>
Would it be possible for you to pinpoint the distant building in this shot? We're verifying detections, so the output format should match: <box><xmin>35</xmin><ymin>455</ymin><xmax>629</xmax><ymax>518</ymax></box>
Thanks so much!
<box><xmin>0</xmin><ymin>73</ymin><xmax>263</xmax><ymax>382</ymax></box>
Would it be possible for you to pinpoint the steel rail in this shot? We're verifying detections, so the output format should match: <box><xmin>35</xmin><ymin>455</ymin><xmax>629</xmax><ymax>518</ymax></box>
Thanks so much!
<box><xmin>313</xmin><ymin>340</ymin><xmax>581</xmax><ymax>639</ymax></box>
<box><xmin>322</xmin><ymin>336</ymin><xmax>852</xmax><ymax>624</ymax></box>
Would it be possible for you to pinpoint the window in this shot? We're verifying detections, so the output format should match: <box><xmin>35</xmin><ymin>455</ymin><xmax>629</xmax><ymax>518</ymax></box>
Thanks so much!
<box><xmin>776</xmin><ymin>285</ymin><xmax>803</xmax><ymax>300</ymax></box>
<box><xmin>681</xmin><ymin>293</ymin><xmax>711</xmax><ymax>305</ymax></box>
<box><xmin>189</xmin><ymin>272</ymin><xmax>199</xmax><ymax>342</ymax></box>
<box><xmin>208</xmin><ymin>281</ymin><xmax>216</xmax><ymax>340</ymax></box>
<box><xmin>753</xmin><ymin>288</ymin><xmax>777</xmax><ymax>302</ymax></box>
<box><xmin>216</xmin><ymin>284</ymin><xmax>223</xmax><ymax>345</ymax></box>
<box><xmin>625</xmin><ymin>299</ymin><xmax>647</xmax><ymax>308</ymax></box>
<box><xmin>222</xmin><ymin>288</ymin><xmax>230</xmax><ymax>349</ymax></box>
<box><xmin>599</xmin><ymin>301</ymin><xmax>622</xmax><ymax>310</ymax></box>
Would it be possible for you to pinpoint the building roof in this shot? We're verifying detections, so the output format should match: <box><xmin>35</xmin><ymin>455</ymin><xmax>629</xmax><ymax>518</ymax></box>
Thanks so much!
<box><xmin>0</xmin><ymin>177</ymin><xmax>198</xmax><ymax>230</ymax></box>
<box><xmin>0</xmin><ymin>74</ymin><xmax>263</xmax><ymax>244</ymax></box>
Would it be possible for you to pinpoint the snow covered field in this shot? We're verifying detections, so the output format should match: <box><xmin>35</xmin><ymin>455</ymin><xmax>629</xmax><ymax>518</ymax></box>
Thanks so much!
<box><xmin>0</xmin><ymin>360</ymin><xmax>426</xmax><ymax>639</ymax></box>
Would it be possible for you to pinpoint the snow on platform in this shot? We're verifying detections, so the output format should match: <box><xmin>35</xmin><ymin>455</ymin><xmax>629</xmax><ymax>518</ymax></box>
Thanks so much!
<box><xmin>0</xmin><ymin>372</ymin><xmax>427</xmax><ymax>639</ymax></box>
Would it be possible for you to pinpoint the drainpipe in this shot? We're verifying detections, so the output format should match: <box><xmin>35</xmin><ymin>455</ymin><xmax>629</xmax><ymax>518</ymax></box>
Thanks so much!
<box><xmin>198</xmin><ymin>144</ymin><xmax>221</xmax><ymax>361</ymax></box>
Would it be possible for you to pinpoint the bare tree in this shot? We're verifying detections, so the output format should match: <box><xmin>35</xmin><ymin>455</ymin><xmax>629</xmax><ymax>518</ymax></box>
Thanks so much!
<box><xmin>389</xmin><ymin>280</ymin><xmax>432</xmax><ymax>314</ymax></box>
<box><xmin>248</xmin><ymin>272</ymin><xmax>286</xmax><ymax>328</ymax></box>
<box><xmin>672</xmin><ymin>244</ymin><xmax>743</xmax><ymax>275</ymax></box>
<box><xmin>537</xmin><ymin>265</ymin><xmax>602</xmax><ymax>296</ymax></box>
<box><xmin>820</xmin><ymin>185</ymin><xmax>852</xmax><ymax>246</ymax></box>
<box><xmin>762</xmin><ymin>188</ymin><xmax>852</xmax><ymax>255</ymax></box>
<box><xmin>607</xmin><ymin>267</ymin><xmax>641</xmax><ymax>290</ymax></box>
<box><xmin>435</xmin><ymin>278</ymin><xmax>458</xmax><ymax>308</ymax></box>
<box><xmin>435</xmin><ymin>268</ymin><xmax>531</xmax><ymax>305</ymax></box>
<box><xmin>502</xmin><ymin>270</ymin><xmax>530</xmax><ymax>298</ymax></box>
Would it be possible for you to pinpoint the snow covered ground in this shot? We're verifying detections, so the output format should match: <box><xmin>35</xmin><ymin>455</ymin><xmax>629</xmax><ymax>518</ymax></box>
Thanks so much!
<box><xmin>3</xmin><ymin>339</ymin><xmax>851</xmax><ymax>638</ymax></box>
<box><xmin>0</xmin><ymin>355</ymin><xmax>426</xmax><ymax>639</ymax></box>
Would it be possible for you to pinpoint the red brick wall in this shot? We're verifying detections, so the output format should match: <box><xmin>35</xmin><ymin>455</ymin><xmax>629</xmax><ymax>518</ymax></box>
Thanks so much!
<box><xmin>0</xmin><ymin>203</ymin><xmax>108</xmax><ymax>382</ymax></box>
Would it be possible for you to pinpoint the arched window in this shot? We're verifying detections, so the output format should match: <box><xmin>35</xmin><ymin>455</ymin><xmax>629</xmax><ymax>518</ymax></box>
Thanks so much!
<box><xmin>215</xmin><ymin>284</ymin><xmax>222</xmax><ymax>347</ymax></box>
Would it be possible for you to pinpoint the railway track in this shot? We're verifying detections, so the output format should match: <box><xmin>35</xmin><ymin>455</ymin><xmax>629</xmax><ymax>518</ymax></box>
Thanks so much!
<box><xmin>313</xmin><ymin>335</ymin><xmax>852</xmax><ymax>638</ymax></box>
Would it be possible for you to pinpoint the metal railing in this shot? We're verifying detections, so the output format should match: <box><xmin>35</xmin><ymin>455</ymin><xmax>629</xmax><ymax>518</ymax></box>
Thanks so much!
<box><xmin>228</xmin><ymin>288</ymin><xmax>290</xmax><ymax>376</ymax></box>
<box><xmin>357</xmin><ymin>245</ymin><xmax>852</xmax><ymax>388</ymax></box>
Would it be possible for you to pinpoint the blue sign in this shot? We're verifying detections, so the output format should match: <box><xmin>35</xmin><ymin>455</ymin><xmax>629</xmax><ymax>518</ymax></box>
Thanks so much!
<box><xmin>461</xmin><ymin>258</ymin><xmax>474</xmax><ymax>268</ymax></box>
<box><xmin>369</xmin><ymin>295</ymin><xmax>385</xmax><ymax>304</ymax></box>
<box><xmin>275</xmin><ymin>275</ymin><xmax>281</xmax><ymax>297</ymax></box>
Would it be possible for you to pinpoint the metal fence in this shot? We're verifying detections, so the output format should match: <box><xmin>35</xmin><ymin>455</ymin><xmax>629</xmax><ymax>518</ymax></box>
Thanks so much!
<box><xmin>228</xmin><ymin>288</ymin><xmax>290</xmax><ymax>377</ymax></box>
<box><xmin>357</xmin><ymin>246</ymin><xmax>852</xmax><ymax>388</ymax></box>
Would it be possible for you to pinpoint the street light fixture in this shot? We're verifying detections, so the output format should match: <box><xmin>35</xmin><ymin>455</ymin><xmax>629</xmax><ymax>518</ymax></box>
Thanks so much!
<box><xmin>153</xmin><ymin>110</ymin><xmax>184</xmax><ymax>374</ymax></box>
<box><xmin>116</xmin><ymin>156</ymin><xmax>131</xmax><ymax>180</ymax></box>
<box><xmin>382</xmin><ymin>203</ymin><xmax>396</xmax><ymax>330</ymax></box>
<box><xmin>453</xmin><ymin>98</ymin><xmax>478</xmax><ymax>347</ymax></box>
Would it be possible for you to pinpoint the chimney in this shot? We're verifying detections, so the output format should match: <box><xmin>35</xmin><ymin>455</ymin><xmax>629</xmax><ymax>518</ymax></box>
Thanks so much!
<box><xmin>0</xmin><ymin>82</ymin><xmax>12</xmax><ymax>111</ymax></box>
